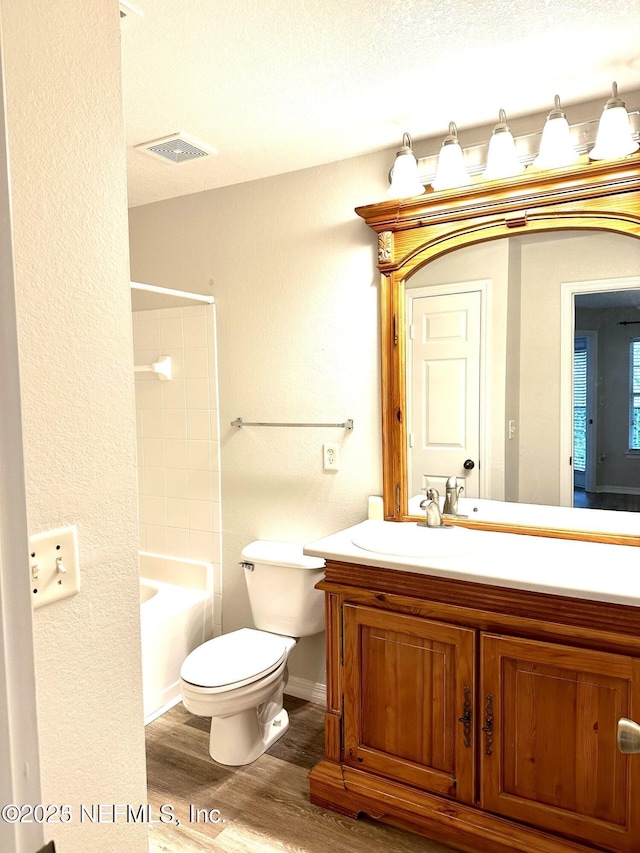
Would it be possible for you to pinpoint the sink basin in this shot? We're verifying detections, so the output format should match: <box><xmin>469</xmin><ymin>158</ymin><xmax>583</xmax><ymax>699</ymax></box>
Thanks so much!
<box><xmin>351</xmin><ymin>520</ymin><xmax>477</xmax><ymax>558</ymax></box>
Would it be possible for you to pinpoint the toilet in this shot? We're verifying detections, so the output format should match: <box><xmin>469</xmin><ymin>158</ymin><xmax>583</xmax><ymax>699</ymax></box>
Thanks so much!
<box><xmin>179</xmin><ymin>540</ymin><xmax>325</xmax><ymax>766</ymax></box>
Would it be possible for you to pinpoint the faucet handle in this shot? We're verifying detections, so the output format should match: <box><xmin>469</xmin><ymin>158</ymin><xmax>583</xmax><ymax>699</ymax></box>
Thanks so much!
<box><xmin>426</xmin><ymin>487</ymin><xmax>440</xmax><ymax>502</ymax></box>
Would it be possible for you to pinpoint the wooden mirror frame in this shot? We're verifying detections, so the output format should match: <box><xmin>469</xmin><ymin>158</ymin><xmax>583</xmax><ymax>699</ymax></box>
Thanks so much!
<box><xmin>356</xmin><ymin>155</ymin><xmax>640</xmax><ymax>545</ymax></box>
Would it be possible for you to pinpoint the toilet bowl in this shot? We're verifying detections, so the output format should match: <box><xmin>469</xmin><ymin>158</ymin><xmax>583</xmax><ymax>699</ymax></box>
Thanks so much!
<box><xmin>181</xmin><ymin>627</ymin><xmax>297</xmax><ymax>765</ymax></box>
<box><xmin>179</xmin><ymin>540</ymin><xmax>325</xmax><ymax>766</ymax></box>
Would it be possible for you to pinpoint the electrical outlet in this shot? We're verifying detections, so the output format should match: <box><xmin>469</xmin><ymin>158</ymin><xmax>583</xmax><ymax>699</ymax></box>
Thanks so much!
<box><xmin>323</xmin><ymin>443</ymin><xmax>339</xmax><ymax>471</ymax></box>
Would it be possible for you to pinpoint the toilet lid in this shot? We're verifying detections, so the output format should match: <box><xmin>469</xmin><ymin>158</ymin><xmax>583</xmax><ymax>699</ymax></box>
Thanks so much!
<box><xmin>180</xmin><ymin>628</ymin><xmax>288</xmax><ymax>689</ymax></box>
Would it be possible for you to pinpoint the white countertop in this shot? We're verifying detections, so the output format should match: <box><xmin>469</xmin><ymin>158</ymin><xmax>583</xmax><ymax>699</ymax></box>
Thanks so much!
<box><xmin>304</xmin><ymin>519</ymin><xmax>640</xmax><ymax>607</ymax></box>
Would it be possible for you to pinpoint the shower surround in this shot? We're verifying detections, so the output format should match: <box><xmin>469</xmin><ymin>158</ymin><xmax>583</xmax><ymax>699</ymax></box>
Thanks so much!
<box><xmin>133</xmin><ymin>303</ymin><xmax>222</xmax><ymax>637</ymax></box>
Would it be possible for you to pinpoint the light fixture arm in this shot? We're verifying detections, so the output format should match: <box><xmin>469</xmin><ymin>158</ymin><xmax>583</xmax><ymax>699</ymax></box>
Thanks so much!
<box><xmin>442</xmin><ymin>122</ymin><xmax>460</xmax><ymax>145</ymax></box>
<box><xmin>604</xmin><ymin>82</ymin><xmax>625</xmax><ymax>110</ymax></box>
<box><xmin>493</xmin><ymin>109</ymin><xmax>511</xmax><ymax>134</ymax></box>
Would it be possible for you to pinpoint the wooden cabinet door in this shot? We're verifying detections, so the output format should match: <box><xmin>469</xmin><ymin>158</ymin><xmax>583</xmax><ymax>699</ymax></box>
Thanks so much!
<box><xmin>481</xmin><ymin>633</ymin><xmax>640</xmax><ymax>853</ymax></box>
<box><xmin>343</xmin><ymin>604</ymin><xmax>476</xmax><ymax>802</ymax></box>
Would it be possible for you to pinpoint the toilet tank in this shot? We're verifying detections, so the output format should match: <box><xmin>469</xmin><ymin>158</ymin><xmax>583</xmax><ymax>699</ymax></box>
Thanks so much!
<box><xmin>240</xmin><ymin>541</ymin><xmax>326</xmax><ymax>637</ymax></box>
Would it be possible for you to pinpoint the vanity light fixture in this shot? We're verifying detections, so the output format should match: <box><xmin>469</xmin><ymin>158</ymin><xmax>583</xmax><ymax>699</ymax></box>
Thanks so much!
<box><xmin>387</xmin><ymin>132</ymin><xmax>426</xmax><ymax>199</ymax></box>
<box><xmin>532</xmin><ymin>95</ymin><xmax>579</xmax><ymax>169</ymax></box>
<box><xmin>432</xmin><ymin>122</ymin><xmax>471</xmax><ymax>191</ymax></box>
<box><xmin>590</xmin><ymin>82</ymin><xmax>639</xmax><ymax>160</ymax></box>
<box><xmin>482</xmin><ymin>109</ymin><xmax>525</xmax><ymax>180</ymax></box>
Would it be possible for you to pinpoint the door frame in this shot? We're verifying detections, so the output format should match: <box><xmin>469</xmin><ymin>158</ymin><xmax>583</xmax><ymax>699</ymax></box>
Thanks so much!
<box><xmin>406</xmin><ymin>279</ymin><xmax>491</xmax><ymax>500</ymax></box>
<box><xmin>0</xmin><ymin>13</ymin><xmax>44</xmax><ymax>853</ymax></box>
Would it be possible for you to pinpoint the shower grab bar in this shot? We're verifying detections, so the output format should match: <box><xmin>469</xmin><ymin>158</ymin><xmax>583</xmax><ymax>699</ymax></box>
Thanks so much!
<box><xmin>231</xmin><ymin>417</ymin><xmax>353</xmax><ymax>431</ymax></box>
<box><xmin>134</xmin><ymin>355</ymin><xmax>172</xmax><ymax>381</ymax></box>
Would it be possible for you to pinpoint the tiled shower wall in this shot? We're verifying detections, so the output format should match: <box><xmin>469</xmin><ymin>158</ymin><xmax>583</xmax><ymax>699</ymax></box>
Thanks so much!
<box><xmin>133</xmin><ymin>303</ymin><xmax>222</xmax><ymax>633</ymax></box>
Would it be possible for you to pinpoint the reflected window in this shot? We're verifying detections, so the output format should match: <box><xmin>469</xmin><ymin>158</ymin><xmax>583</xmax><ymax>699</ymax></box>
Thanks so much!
<box><xmin>630</xmin><ymin>339</ymin><xmax>640</xmax><ymax>451</ymax></box>
<box><xmin>573</xmin><ymin>339</ymin><xmax>587</xmax><ymax>474</ymax></box>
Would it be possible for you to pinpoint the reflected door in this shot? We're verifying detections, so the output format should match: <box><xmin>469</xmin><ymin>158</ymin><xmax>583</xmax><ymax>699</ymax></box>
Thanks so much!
<box><xmin>407</xmin><ymin>290</ymin><xmax>481</xmax><ymax>497</ymax></box>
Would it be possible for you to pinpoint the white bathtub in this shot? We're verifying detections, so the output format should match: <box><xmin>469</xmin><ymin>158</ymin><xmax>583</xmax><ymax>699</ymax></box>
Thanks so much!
<box><xmin>139</xmin><ymin>552</ymin><xmax>214</xmax><ymax>724</ymax></box>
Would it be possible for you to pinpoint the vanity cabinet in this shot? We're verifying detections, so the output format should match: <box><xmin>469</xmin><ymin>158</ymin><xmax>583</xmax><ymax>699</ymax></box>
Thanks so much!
<box><xmin>309</xmin><ymin>559</ymin><xmax>640</xmax><ymax>853</ymax></box>
<box><xmin>480</xmin><ymin>634</ymin><xmax>639</xmax><ymax>852</ymax></box>
<box><xmin>343</xmin><ymin>605</ymin><xmax>476</xmax><ymax>802</ymax></box>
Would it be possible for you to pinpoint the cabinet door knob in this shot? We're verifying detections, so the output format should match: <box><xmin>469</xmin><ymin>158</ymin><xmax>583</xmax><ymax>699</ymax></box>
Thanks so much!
<box><xmin>463</xmin><ymin>459</ymin><xmax>475</xmax><ymax>470</ymax></box>
<box><xmin>618</xmin><ymin>718</ymin><xmax>640</xmax><ymax>753</ymax></box>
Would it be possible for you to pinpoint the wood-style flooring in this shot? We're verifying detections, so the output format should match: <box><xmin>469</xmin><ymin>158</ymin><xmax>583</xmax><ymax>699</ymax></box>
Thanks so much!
<box><xmin>573</xmin><ymin>488</ymin><xmax>640</xmax><ymax>511</ymax></box>
<box><xmin>145</xmin><ymin>695</ymin><xmax>464</xmax><ymax>853</ymax></box>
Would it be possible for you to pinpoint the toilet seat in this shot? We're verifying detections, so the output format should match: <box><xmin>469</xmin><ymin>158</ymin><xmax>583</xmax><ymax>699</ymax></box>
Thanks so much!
<box><xmin>180</xmin><ymin>627</ymin><xmax>289</xmax><ymax>692</ymax></box>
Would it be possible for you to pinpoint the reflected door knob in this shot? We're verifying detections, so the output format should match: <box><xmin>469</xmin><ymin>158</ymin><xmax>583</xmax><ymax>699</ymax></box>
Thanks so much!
<box><xmin>463</xmin><ymin>459</ymin><xmax>475</xmax><ymax>470</ymax></box>
<box><xmin>618</xmin><ymin>718</ymin><xmax>640</xmax><ymax>753</ymax></box>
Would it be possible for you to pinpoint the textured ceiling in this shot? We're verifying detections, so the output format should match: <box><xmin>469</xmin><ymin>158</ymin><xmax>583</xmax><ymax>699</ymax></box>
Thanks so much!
<box><xmin>121</xmin><ymin>0</ymin><xmax>640</xmax><ymax>207</ymax></box>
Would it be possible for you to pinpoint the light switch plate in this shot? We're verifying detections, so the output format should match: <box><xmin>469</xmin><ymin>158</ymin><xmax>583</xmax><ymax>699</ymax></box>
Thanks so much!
<box><xmin>29</xmin><ymin>525</ymin><xmax>80</xmax><ymax>608</ymax></box>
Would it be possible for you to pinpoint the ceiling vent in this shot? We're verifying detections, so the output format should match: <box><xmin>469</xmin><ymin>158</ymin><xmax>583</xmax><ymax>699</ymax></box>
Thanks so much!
<box><xmin>134</xmin><ymin>133</ymin><xmax>218</xmax><ymax>164</ymax></box>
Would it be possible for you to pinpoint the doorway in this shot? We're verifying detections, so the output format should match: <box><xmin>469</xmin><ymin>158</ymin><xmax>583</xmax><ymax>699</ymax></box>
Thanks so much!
<box><xmin>560</xmin><ymin>278</ymin><xmax>640</xmax><ymax>508</ymax></box>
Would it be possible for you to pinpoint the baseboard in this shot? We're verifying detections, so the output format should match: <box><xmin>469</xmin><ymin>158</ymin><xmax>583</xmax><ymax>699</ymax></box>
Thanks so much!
<box><xmin>285</xmin><ymin>675</ymin><xmax>326</xmax><ymax>705</ymax></box>
<box><xmin>595</xmin><ymin>485</ymin><xmax>640</xmax><ymax>496</ymax></box>
<box><xmin>144</xmin><ymin>693</ymin><xmax>182</xmax><ymax>726</ymax></box>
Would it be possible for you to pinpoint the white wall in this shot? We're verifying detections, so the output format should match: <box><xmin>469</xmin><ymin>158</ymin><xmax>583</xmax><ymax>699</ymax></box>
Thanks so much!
<box><xmin>129</xmin><ymin>154</ymin><xmax>388</xmax><ymax>685</ymax></box>
<box><xmin>505</xmin><ymin>240</ymin><xmax>523</xmax><ymax>502</ymax></box>
<box><xmin>1</xmin><ymin>3</ymin><xmax>147</xmax><ymax>852</ymax></box>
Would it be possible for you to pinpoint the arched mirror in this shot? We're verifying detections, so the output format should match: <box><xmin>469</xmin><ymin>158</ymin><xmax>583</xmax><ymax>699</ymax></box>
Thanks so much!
<box><xmin>357</xmin><ymin>156</ymin><xmax>640</xmax><ymax>545</ymax></box>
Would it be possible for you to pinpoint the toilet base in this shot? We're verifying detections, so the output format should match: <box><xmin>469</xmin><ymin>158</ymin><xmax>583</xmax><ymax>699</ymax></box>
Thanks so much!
<box><xmin>208</xmin><ymin>705</ymin><xmax>290</xmax><ymax>766</ymax></box>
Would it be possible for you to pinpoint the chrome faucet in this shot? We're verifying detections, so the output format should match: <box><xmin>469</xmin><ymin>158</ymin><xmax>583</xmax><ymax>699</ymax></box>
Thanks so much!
<box><xmin>418</xmin><ymin>487</ymin><xmax>449</xmax><ymax>528</ymax></box>
<box><xmin>443</xmin><ymin>476</ymin><xmax>464</xmax><ymax>516</ymax></box>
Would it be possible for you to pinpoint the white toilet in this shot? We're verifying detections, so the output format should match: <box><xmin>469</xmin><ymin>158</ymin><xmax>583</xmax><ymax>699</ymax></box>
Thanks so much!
<box><xmin>179</xmin><ymin>540</ymin><xmax>325</xmax><ymax>766</ymax></box>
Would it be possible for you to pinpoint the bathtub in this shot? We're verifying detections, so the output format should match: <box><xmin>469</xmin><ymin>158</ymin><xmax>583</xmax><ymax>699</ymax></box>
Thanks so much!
<box><xmin>139</xmin><ymin>552</ymin><xmax>214</xmax><ymax>724</ymax></box>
